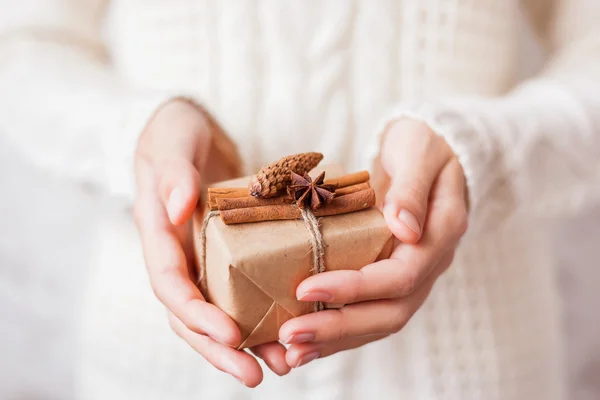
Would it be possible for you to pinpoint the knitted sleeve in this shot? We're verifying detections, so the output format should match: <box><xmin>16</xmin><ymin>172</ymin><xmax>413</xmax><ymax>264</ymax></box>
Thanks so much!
<box><xmin>0</xmin><ymin>0</ymin><xmax>178</xmax><ymax>201</ymax></box>
<box><xmin>370</xmin><ymin>0</ymin><xmax>600</xmax><ymax>235</ymax></box>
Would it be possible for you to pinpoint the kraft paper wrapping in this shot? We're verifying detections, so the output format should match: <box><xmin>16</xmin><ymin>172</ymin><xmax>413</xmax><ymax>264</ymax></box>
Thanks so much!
<box><xmin>193</xmin><ymin>167</ymin><xmax>393</xmax><ymax>349</ymax></box>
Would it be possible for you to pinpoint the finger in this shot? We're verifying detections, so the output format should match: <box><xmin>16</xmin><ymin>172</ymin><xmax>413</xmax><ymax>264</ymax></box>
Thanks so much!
<box><xmin>285</xmin><ymin>334</ymin><xmax>389</xmax><ymax>368</ymax></box>
<box><xmin>284</xmin><ymin>252</ymin><xmax>454</xmax><ymax>366</ymax></box>
<box><xmin>297</xmin><ymin>161</ymin><xmax>466</xmax><ymax>304</ymax></box>
<box><xmin>296</xmin><ymin>246</ymin><xmax>446</xmax><ymax>305</ymax></box>
<box><xmin>282</xmin><ymin>259</ymin><xmax>441</xmax><ymax>346</ymax></box>
<box><xmin>135</xmin><ymin>157</ymin><xmax>240</xmax><ymax>346</ymax></box>
<box><xmin>140</xmin><ymin>197</ymin><xmax>240</xmax><ymax>346</ymax></box>
<box><xmin>156</xmin><ymin>158</ymin><xmax>202</xmax><ymax>225</ymax></box>
<box><xmin>250</xmin><ymin>342</ymin><xmax>291</xmax><ymax>376</ymax></box>
<box><xmin>296</xmin><ymin>243</ymin><xmax>444</xmax><ymax>304</ymax></box>
<box><xmin>381</xmin><ymin>120</ymin><xmax>453</xmax><ymax>243</ymax></box>
<box><xmin>169</xmin><ymin>313</ymin><xmax>263</xmax><ymax>387</ymax></box>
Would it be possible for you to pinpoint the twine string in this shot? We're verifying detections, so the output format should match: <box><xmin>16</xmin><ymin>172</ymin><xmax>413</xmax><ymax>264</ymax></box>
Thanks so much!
<box><xmin>299</xmin><ymin>208</ymin><xmax>326</xmax><ymax>312</ymax></box>
<box><xmin>198</xmin><ymin>208</ymin><xmax>326</xmax><ymax>312</ymax></box>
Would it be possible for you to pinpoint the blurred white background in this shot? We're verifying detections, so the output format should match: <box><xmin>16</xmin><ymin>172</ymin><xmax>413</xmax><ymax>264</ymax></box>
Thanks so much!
<box><xmin>1</xmin><ymin>3</ymin><xmax>599</xmax><ymax>399</ymax></box>
<box><xmin>0</xmin><ymin>138</ymin><xmax>98</xmax><ymax>400</ymax></box>
<box><xmin>1</xmin><ymin>134</ymin><xmax>599</xmax><ymax>399</ymax></box>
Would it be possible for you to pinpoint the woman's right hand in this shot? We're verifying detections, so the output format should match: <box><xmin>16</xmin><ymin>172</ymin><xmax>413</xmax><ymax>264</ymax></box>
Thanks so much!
<box><xmin>133</xmin><ymin>99</ymin><xmax>290</xmax><ymax>386</ymax></box>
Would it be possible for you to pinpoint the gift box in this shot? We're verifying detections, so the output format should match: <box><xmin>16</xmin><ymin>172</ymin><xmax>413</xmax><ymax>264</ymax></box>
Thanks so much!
<box><xmin>193</xmin><ymin>165</ymin><xmax>393</xmax><ymax>349</ymax></box>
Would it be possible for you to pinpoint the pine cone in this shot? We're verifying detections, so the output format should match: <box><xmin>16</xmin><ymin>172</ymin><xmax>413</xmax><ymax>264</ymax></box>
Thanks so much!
<box><xmin>249</xmin><ymin>152</ymin><xmax>324</xmax><ymax>198</ymax></box>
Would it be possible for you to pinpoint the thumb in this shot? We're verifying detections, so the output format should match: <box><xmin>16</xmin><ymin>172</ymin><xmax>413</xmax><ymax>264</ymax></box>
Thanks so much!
<box><xmin>380</xmin><ymin>121</ymin><xmax>450</xmax><ymax>243</ymax></box>
<box><xmin>157</xmin><ymin>158</ymin><xmax>202</xmax><ymax>225</ymax></box>
<box><xmin>383</xmin><ymin>173</ymin><xmax>430</xmax><ymax>244</ymax></box>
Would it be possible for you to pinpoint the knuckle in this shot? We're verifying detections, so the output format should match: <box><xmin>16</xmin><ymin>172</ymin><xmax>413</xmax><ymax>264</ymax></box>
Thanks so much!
<box><xmin>456</xmin><ymin>211</ymin><xmax>469</xmax><ymax>237</ymax></box>
<box><xmin>392</xmin><ymin>267</ymin><xmax>420</xmax><ymax>297</ymax></box>
<box><xmin>439</xmin><ymin>250</ymin><xmax>456</xmax><ymax>275</ymax></box>
<box><xmin>453</xmin><ymin>214</ymin><xmax>468</xmax><ymax>239</ymax></box>
<box><xmin>397</xmin><ymin>182</ymin><xmax>428</xmax><ymax>208</ymax></box>
<box><xmin>389</xmin><ymin>173</ymin><xmax>427</xmax><ymax>197</ymax></box>
<box><xmin>403</xmin><ymin>269</ymin><xmax>420</xmax><ymax>295</ymax></box>
<box><xmin>334</xmin><ymin>327</ymin><xmax>346</xmax><ymax>344</ymax></box>
<box><xmin>347</xmin><ymin>270</ymin><xmax>364</xmax><ymax>303</ymax></box>
<box><xmin>333</xmin><ymin>310</ymin><xmax>349</xmax><ymax>344</ymax></box>
<box><xmin>441</xmin><ymin>252</ymin><xmax>456</xmax><ymax>273</ymax></box>
<box><xmin>390</xmin><ymin>310</ymin><xmax>409</xmax><ymax>334</ymax></box>
<box><xmin>442</xmin><ymin>208</ymin><xmax>459</xmax><ymax>230</ymax></box>
<box><xmin>442</xmin><ymin>205</ymin><xmax>468</xmax><ymax>241</ymax></box>
<box><xmin>390</xmin><ymin>317</ymin><xmax>407</xmax><ymax>334</ymax></box>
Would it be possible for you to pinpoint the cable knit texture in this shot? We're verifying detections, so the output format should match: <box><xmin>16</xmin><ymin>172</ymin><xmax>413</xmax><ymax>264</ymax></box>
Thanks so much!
<box><xmin>1</xmin><ymin>0</ymin><xmax>600</xmax><ymax>399</ymax></box>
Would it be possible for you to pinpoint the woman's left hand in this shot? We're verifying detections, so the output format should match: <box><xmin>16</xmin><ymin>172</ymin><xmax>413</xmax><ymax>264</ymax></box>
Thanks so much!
<box><xmin>279</xmin><ymin>119</ymin><xmax>469</xmax><ymax>368</ymax></box>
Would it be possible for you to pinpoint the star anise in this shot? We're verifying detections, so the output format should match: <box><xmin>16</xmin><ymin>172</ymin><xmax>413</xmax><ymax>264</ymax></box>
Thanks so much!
<box><xmin>287</xmin><ymin>171</ymin><xmax>337</xmax><ymax>210</ymax></box>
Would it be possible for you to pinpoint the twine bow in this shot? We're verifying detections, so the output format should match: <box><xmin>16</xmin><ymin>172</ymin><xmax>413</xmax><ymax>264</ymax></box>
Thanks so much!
<box><xmin>198</xmin><ymin>207</ymin><xmax>327</xmax><ymax>313</ymax></box>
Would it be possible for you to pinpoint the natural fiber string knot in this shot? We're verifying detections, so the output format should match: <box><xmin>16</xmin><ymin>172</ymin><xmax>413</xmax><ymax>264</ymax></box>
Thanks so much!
<box><xmin>198</xmin><ymin>207</ymin><xmax>327</xmax><ymax>312</ymax></box>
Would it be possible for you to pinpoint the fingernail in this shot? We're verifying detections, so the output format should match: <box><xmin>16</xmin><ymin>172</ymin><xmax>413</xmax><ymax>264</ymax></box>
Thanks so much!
<box><xmin>298</xmin><ymin>291</ymin><xmax>332</xmax><ymax>302</ymax></box>
<box><xmin>398</xmin><ymin>209</ymin><xmax>421</xmax><ymax>235</ymax></box>
<box><xmin>295</xmin><ymin>351</ymin><xmax>320</xmax><ymax>368</ymax></box>
<box><xmin>167</xmin><ymin>187</ymin><xmax>185</xmax><ymax>220</ymax></box>
<box><xmin>285</xmin><ymin>332</ymin><xmax>316</xmax><ymax>344</ymax></box>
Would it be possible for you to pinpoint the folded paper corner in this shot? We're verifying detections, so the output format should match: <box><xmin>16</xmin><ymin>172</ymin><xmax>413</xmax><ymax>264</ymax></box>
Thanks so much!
<box><xmin>237</xmin><ymin>302</ymin><xmax>294</xmax><ymax>349</ymax></box>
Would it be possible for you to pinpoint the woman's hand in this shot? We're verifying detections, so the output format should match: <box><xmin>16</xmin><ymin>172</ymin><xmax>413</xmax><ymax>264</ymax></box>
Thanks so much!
<box><xmin>134</xmin><ymin>99</ymin><xmax>290</xmax><ymax>386</ymax></box>
<box><xmin>279</xmin><ymin>119</ymin><xmax>469</xmax><ymax>368</ymax></box>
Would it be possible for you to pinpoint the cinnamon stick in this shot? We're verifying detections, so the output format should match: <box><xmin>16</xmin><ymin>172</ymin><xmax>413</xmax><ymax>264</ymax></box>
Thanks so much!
<box><xmin>207</xmin><ymin>187</ymin><xmax>249</xmax><ymax>210</ymax></box>
<box><xmin>324</xmin><ymin>171</ymin><xmax>370</xmax><ymax>188</ymax></box>
<box><xmin>208</xmin><ymin>171</ymin><xmax>370</xmax><ymax>210</ymax></box>
<box><xmin>334</xmin><ymin>182</ymin><xmax>370</xmax><ymax>196</ymax></box>
<box><xmin>220</xmin><ymin>188</ymin><xmax>376</xmax><ymax>225</ymax></box>
<box><xmin>216</xmin><ymin>195</ymin><xmax>294</xmax><ymax>211</ymax></box>
<box><xmin>214</xmin><ymin>181</ymin><xmax>371</xmax><ymax>211</ymax></box>
<box><xmin>208</xmin><ymin>187</ymin><xmax>249</xmax><ymax>197</ymax></box>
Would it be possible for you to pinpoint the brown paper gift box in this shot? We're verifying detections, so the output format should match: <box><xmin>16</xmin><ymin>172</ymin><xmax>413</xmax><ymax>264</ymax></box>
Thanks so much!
<box><xmin>193</xmin><ymin>167</ymin><xmax>393</xmax><ymax>349</ymax></box>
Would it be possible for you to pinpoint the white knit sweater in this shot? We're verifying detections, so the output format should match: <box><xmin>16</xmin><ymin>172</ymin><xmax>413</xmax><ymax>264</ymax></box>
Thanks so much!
<box><xmin>1</xmin><ymin>1</ymin><xmax>600</xmax><ymax>399</ymax></box>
